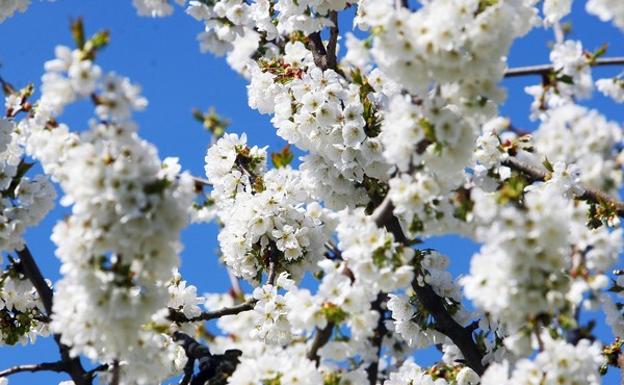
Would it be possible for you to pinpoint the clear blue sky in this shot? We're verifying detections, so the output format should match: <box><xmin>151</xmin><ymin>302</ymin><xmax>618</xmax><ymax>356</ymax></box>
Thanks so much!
<box><xmin>0</xmin><ymin>0</ymin><xmax>622</xmax><ymax>383</ymax></box>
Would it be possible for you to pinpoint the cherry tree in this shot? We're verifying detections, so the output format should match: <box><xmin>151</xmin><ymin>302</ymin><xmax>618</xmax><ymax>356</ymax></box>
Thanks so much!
<box><xmin>1</xmin><ymin>0</ymin><xmax>624</xmax><ymax>384</ymax></box>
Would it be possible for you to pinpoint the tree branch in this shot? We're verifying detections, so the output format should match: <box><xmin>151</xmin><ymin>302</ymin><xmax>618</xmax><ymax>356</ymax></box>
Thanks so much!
<box><xmin>504</xmin><ymin>57</ymin><xmax>624</xmax><ymax>78</ymax></box>
<box><xmin>395</xmin><ymin>0</ymin><xmax>408</xmax><ymax>8</ymax></box>
<box><xmin>173</xmin><ymin>331</ymin><xmax>241</xmax><ymax>385</ymax></box>
<box><xmin>370</xmin><ymin>197</ymin><xmax>485</xmax><ymax>375</ymax></box>
<box><xmin>169</xmin><ymin>300</ymin><xmax>256</xmax><ymax>323</ymax></box>
<box><xmin>502</xmin><ymin>157</ymin><xmax>624</xmax><ymax>216</ymax></box>
<box><xmin>326</xmin><ymin>11</ymin><xmax>339</xmax><ymax>71</ymax></box>
<box><xmin>365</xmin><ymin>294</ymin><xmax>388</xmax><ymax>385</ymax></box>
<box><xmin>179</xmin><ymin>357</ymin><xmax>195</xmax><ymax>385</ymax></box>
<box><xmin>411</xmin><ymin>284</ymin><xmax>485</xmax><ymax>374</ymax></box>
<box><xmin>0</xmin><ymin>361</ymin><xmax>66</xmax><ymax>378</ymax></box>
<box><xmin>306</xmin><ymin>322</ymin><xmax>335</xmax><ymax>365</ymax></box>
<box><xmin>307</xmin><ymin>32</ymin><xmax>330</xmax><ymax>70</ymax></box>
<box><xmin>267</xmin><ymin>243</ymin><xmax>278</xmax><ymax>286</ymax></box>
<box><xmin>109</xmin><ymin>361</ymin><xmax>120</xmax><ymax>385</ymax></box>
<box><xmin>15</xmin><ymin>246</ymin><xmax>91</xmax><ymax>385</ymax></box>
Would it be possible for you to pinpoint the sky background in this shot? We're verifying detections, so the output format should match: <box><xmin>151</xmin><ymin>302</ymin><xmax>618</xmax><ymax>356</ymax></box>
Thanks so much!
<box><xmin>0</xmin><ymin>0</ymin><xmax>623</xmax><ymax>383</ymax></box>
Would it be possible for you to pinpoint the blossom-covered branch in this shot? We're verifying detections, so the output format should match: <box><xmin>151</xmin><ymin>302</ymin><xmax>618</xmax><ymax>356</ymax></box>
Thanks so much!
<box><xmin>502</xmin><ymin>157</ymin><xmax>624</xmax><ymax>216</ymax></box>
<box><xmin>15</xmin><ymin>246</ymin><xmax>90</xmax><ymax>385</ymax></box>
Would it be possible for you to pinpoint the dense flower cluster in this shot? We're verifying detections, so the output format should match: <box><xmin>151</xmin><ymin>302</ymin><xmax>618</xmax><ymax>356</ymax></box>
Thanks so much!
<box><xmin>597</xmin><ymin>76</ymin><xmax>624</xmax><ymax>102</ymax></box>
<box><xmin>481</xmin><ymin>335</ymin><xmax>604</xmax><ymax>385</ymax></box>
<box><xmin>247</xmin><ymin>45</ymin><xmax>390</xmax><ymax>209</ymax></box>
<box><xmin>0</xmin><ymin>119</ymin><xmax>56</xmax><ymax>254</ymax></box>
<box><xmin>1</xmin><ymin>1</ymin><xmax>624</xmax><ymax>385</ymax></box>
<box><xmin>358</xmin><ymin>0</ymin><xmax>537</xmax><ymax>98</ymax></box>
<box><xmin>463</xmin><ymin>178</ymin><xmax>575</xmax><ymax>335</ymax></box>
<box><xmin>0</xmin><ymin>263</ymin><xmax>47</xmax><ymax>346</ymax></box>
<box><xmin>587</xmin><ymin>0</ymin><xmax>624</xmax><ymax>31</ymax></box>
<box><xmin>525</xmin><ymin>40</ymin><xmax>593</xmax><ymax>120</ymax></box>
<box><xmin>206</xmin><ymin>133</ymin><xmax>333</xmax><ymax>282</ymax></box>
<box><xmin>533</xmin><ymin>103</ymin><xmax>623</xmax><ymax>192</ymax></box>
<box><xmin>385</xmin><ymin>361</ymin><xmax>479</xmax><ymax>385</ymax></box>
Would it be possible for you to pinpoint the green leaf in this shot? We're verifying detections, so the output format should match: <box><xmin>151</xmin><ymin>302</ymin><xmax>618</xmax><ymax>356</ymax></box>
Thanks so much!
<box><xmin>542</xmin><ymin>157</ymin><xmax>554</xmax><ymax>173</ymax></box>
<box><xmin>557</xmin><ymin>74</ymin><xmax>575</xmax><ymax>85</ymax></box>
<box><xmin>70</xmin><ymin>17</ymin><xmax>86</xmax><ymax>50</ymax></box>
<box><xmin>271</xmin><ymin>145</ymin><xmax>294</xmax><ymax>169</ymax></box>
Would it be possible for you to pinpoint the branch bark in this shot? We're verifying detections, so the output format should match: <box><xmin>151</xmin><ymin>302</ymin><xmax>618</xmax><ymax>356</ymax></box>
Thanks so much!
<box><xmin>504</xmin><ymin>57</ymin><xmax>624</xmax><ymax>78</ymax></box>
<box><xmin>365</xmin><ymin>294</ymin><xmax>388</xmax><ymax>385</ymax></box>
<box><xmin>15</xmin><ymin>246</ymin><xmax>91</xmax><ymax>385</ymax></box>
<box><xmin>169</xmin><ymin>300</ymin><xmax>256</xmax><ymax>323</ymax></box>
<box><xmin>306</xmin><ymin>322</ymin><xmax>335</xmax><ymax>366</ymax></box>
<box><xmin>502</xmin><ymin>157</ymin><xmax>624</xmax><ymax>217</ymax></box>
<box><xmin>0</xmin><ymin>361</ymin><xmax>66</xmax><ymax>378</ymax></box>
<box><xmin>326</xmin><ymin>11</ymin><xmax>339</xmax><ymax>71</ymax></box>
<box><xmin>411</xmin><ymin>284</ymin><xmax>485</xmax><ymax>374</ymax></box>
<box><xmin>371</xmin><ymin>198</ymin><xmax>485</xmax><ymax>375</ymax></box>
<box><xmin>306</xmin><ymin>12</ymin><xmax>339</xmax><ymax>72</ymax></box>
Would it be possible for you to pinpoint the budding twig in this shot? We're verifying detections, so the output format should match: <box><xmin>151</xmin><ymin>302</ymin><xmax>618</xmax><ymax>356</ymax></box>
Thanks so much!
<box><xmin>504</xmin><ymin>57</ymin><xmax>624</xmax><ymax>78</ymax></box>
<box><xmin>502</xmin><ymin>157</ymin><xmax>624</xmax><ymax>217</ymax></box>
<box><xmin>169</xmin><ymin>300</ymin><xmax>256</xmax><ymax>323</ymax></box>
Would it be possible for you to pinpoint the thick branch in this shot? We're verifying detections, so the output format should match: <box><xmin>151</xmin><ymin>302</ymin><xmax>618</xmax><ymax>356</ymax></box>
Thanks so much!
<box><xmin>502</xmin><ymin>157</ymin><xmax>624</xmax><ymax>217</ymax></box>
<box><xmin>173</xmin><ymin>331</ymin><xmax>241</xmax><ymax>385</ymax></box>
<box><xmin>307</xmin><ymin>32</ymin><xmax>329</xmax><ymax>70</ymax></box>
<box><xmin>365</xmin><ymin>294</ymin><xmax>388</xmax><ymax>385</ymax></box>
<box><xmin>0</xmin><ymin>361</ymin><xmax>66</xmax><ymax>378</ymax></box>
<box><xmin>306</xmin><ymin>322</ymin><xmax>335</xmax><ymax>365</ymax></box>
<box><xmin>173</xmin><ymin>332</ymin><xmax>212</xmax><ymax>359</ymax></box>
<box><xmin>371</xmin><ymin>197</ymin><xmax>485</xmax><ymax>375</ymax></box>
<box><xmin>326</xmin><ymin>11</ymin><xmax>339</xmax><ymax>71</ymax></box>
<box><xmin>504</xmin><ymin>57</ymin><xmax>624</xmax><ymax>78</ymax></box>
<box><xmin>16</xmin><ymin>246</ymin><xmax>53</xmax><ymax>314</ymax></box>
<box><xmin>15</xmin><ymin>246</ymin><xmax>90</xmax><ymax>385</ymax></box>
<box><xmin>179</xmin><ymin>358</ymin><xmax>195</xmax><ymax>385</ymax></box>
<box><xmin>412</xmin><ymin>284</ymin><xmax>485</xmax><ymax>374</ymax></box>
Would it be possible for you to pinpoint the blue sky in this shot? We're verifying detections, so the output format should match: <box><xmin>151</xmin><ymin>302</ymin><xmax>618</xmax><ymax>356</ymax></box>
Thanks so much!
<box><xmin>0</xmin><ymin>0</ymin><xmax>623</xmax><ymax>383</ymax></box>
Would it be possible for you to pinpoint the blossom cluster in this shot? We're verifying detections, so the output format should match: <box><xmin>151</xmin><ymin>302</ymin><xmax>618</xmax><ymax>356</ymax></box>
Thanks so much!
<box><xmin>206</xmin><ymin>133</ymin><xmax>334</xmax><ymax>282</ymax></box>
<box><xmin>247</xmin><ymin>44</ymin><xmax>390</xmax><ymax>209</ymax></box>
<box><xmin>358</xmin><ymin>0</ymin><xmax>537</xmax><ymax>98</ymax></box>
<box><xmin>1</xmin><ymin>1</ymin><xmax>624</xmax><ymax>385</ymax></box>
<box><xmin>481</xmin><ymin>335</ymin><xmax>604</xmax><ymax>385</ymax></box>
<box><xmin>0</xmin><ymin>263</ymin><xmax>48</xmax><ymax>346</ymax></box>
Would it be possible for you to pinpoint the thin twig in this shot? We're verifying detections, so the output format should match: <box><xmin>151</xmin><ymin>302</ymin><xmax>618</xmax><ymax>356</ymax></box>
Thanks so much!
<box><xmin>502</xmin><ymin>157</ymin><xmax>624</xmax><ymax>216</ymax></box>
<box><xmin>0</xmin><ymin>362</ymin><xmax>66</xmax><ymax>378</ymax></box>
<box><xmin>505</xmin><ymin>57</ymin><xmax>624</xmax><ymax>78</ymax></box>
<box><xmin>169</xmin><ymin>300</ymin><xmax>256</xmax><ymax>323</ymax></box>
